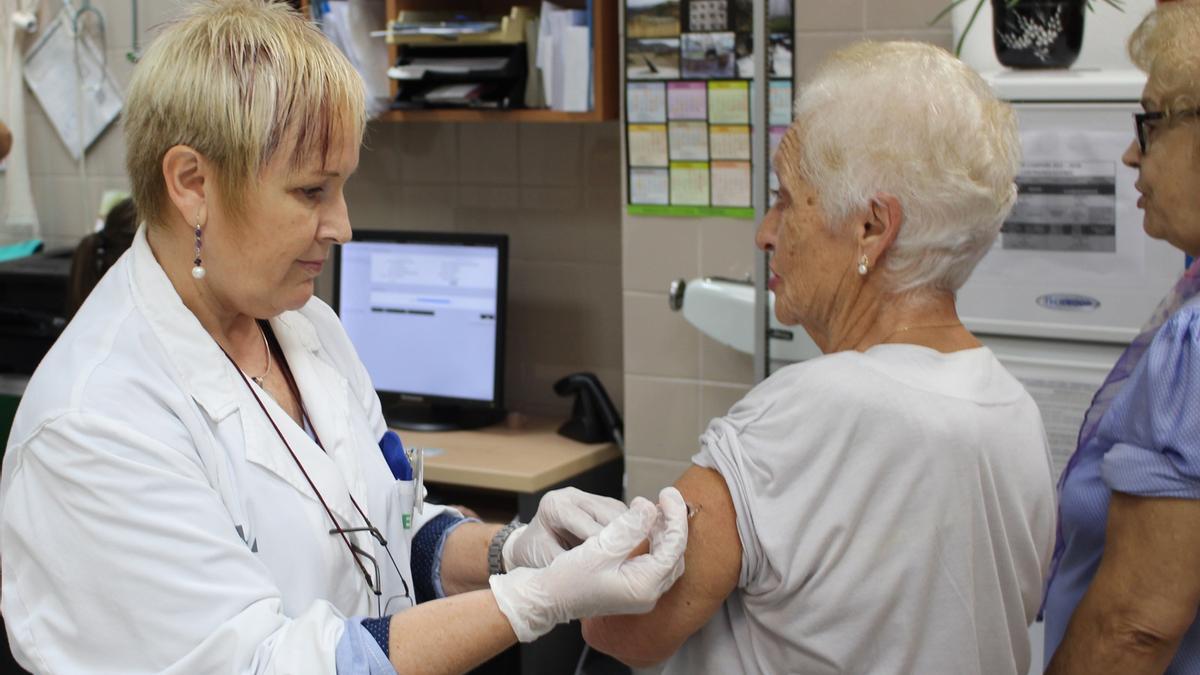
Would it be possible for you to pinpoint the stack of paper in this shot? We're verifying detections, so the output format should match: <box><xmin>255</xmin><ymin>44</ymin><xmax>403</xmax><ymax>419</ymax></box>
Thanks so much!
<box><xmin>537</xmin><ymin>2</ymin><xmax>590</xmax><ymax>112</ymax></box>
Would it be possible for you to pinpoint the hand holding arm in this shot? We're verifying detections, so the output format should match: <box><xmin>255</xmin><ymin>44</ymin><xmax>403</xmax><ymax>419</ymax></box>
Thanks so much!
<box><xmin>503</xmin><ymin>487</ymin><xmax>629</xmax><ymax>570</ymax></box>
<box><xmin>489</xmin><ymin>487</ymin><xmax>689</xmax><ymax>642</ymax></box>
<box><xmin>582</xmin><ymin>466</ymin><xmax>742</xmax><ymax>667</ymax></box>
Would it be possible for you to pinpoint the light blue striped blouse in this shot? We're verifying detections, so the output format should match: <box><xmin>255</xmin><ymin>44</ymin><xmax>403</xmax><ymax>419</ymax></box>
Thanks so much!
<box><xmin>1044</xmin><ymin>300</ymin><xmax>1200</xmax><ymax>672</ymax></box>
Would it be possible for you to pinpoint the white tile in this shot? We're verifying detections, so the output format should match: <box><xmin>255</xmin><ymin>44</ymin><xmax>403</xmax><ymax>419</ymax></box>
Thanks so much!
<box><xmin>624</xmin><ymin>456</ymin><xmax>691</xmax><ymax>502</ymax></box>
<box><xmin>623</xmin><ymin>292</ymin><xmax>699</xmax><ymax>379</ymax></box>
<box><xmin>624</xmin><ymin>376</ymin><xmax>701</xmax><ymax>463</ymax></box>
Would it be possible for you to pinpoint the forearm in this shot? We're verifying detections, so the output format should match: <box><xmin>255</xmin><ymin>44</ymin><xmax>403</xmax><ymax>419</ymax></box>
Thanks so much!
<box><xmin>1047</xmin><ymin>593</ymin><xmax>1183</xmax><ymax>675</ymax></box>
<box><xmin>580</xmin><ymin>541</ymin><xmax>679</xmax><ymax>667</ymax></box>
<box><xmin>388</xmin><ymin>590</ymin><xmax>516</xmax><ymax>674</ymax></box>
<box><xmin>438</xmin><ymin>521</ymin><xmax>503</xmax><ymax>596</ymax></box>
<box><xmin>583</xmin><ymin>613</ymin><xmax>678</xmax><ymax>668</ymax></box>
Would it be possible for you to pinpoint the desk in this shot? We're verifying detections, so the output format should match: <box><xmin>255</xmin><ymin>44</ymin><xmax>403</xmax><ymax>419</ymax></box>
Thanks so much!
<box><xmin>399</xmin><ymin>415</ymin><xmax>621</xmax><ymax>491</ymax></box>
<box><xmin>393</xmin><ymin>415</ymin><xmax>626</xmax><ymax>675</ymax></box>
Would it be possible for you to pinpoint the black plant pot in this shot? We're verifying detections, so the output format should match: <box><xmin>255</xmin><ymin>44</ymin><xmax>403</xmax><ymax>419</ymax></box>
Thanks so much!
<box><xmin>992</xmin><ymin>0</ymin><xmax>1085</xmax><ymax>69</ymax></box>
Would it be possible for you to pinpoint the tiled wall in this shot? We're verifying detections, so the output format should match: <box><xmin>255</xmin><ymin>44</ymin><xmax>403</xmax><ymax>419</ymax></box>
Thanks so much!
<box><xmin>0</xmin><ymin>0</ymin><xmax>623</xmax><ymax>418</ymax></box>
<box><xmin>620</xmin><ymin>0</ymin><xmax>954</xmax><ymax>503</ymax></box>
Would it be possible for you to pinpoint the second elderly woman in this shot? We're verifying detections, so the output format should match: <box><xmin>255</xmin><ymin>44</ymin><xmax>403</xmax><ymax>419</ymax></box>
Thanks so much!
<box><xmin>583</xmin><ymin>41</ymin><xmax>1057</xmax><ymax>674</ymax></box>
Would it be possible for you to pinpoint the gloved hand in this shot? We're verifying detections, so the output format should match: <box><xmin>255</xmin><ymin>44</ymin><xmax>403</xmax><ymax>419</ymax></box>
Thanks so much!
<box><xmin>489</xmin><ymin>487</ymin><xmax>688</xmax><ymax>642</ymax></box>
<box><xmin>503</xmin><ymin>486</ymin><xmax>628</xmax><ymax>570</ymax></box>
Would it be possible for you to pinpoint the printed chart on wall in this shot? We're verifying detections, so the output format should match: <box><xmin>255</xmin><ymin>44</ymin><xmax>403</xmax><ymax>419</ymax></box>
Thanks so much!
<box><xmin>625</xmin><ymin>0</ymin><xmax>793</xmax><ymax>218</ymax></box>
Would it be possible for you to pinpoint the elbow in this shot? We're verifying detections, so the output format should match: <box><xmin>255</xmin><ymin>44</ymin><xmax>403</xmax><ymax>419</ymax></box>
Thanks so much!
<box><xmin>581</xmin><ymin>617</ymin><xmax>677</xmax><ymax>668</ymax></box>
<box><xmin>1109</xmin><ymin>615</ymin><xmax>1189</xmax><ymax>656</ymax></box>
<box><xmin>1094</xmin><ymin>602</ymin><xmax>1194</xmax><ymax>661</ymax></box>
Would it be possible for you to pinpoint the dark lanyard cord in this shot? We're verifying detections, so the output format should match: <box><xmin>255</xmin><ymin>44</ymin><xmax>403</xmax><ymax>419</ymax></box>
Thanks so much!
<box><xmin>216</xmin><ymin>340</ymin><xmax>377</xmax><ymax>592</ymax></box>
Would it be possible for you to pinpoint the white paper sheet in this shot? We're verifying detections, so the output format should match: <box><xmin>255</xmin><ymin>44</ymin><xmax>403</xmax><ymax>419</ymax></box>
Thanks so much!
<box><xmin>24</xmin><ymin>15</ymin><xmax>122</xmax><ymax>161</ymax></box>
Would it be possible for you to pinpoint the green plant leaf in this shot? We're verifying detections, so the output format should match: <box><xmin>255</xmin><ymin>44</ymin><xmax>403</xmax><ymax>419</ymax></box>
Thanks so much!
<box><xmin>955</xmin><ymin>0</ymin><xmax>988</xmax><ymax>57</ymax></box>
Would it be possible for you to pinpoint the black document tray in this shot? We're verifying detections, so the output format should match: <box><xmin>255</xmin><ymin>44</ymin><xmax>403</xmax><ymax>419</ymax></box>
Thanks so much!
<box><xmin>391</xmin><ymin>44</ymin><xmax>527</xmax><ymax>110</ymax></box>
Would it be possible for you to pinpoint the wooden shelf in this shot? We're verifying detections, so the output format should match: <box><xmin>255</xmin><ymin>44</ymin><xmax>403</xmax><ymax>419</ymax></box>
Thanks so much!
<box><xmin>384</xmin><ymin>0</ymin><xmax>618</xmax><ymax>123</ymax></box>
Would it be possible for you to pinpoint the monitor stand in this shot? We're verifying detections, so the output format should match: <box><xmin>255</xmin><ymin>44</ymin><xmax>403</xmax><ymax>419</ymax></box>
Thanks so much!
<box><xmin>385</xmin><ymin>403</ymin><xmax>506</xmax><ymax>432</ymax></box>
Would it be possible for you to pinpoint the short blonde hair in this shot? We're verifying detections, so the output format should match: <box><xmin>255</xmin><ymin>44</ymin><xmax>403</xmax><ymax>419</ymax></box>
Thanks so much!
<box><xmin>1129</xmin><ymin>0</ymin><xmax>1200</xmax><ymax>116</ymax></box>
<box><xmin>788</xmin><ymin>41</ymin><xmax>1020</xmax><ymax>295</ymax></box>
<box><xmin>124</xmin><ymin>0</ymin><xmax>366</xmax><ymax>226</ymax></box>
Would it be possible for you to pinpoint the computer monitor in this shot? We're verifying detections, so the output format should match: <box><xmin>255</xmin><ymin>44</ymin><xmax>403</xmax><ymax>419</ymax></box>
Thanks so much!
<box><xmin>333</xmin><ymin>230</ymin><xmax>508</xmax><ymax>431</ymax></box>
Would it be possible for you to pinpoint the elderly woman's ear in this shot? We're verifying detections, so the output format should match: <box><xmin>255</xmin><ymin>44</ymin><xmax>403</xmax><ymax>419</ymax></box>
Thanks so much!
<box><xmin>859</xmin><ymin>193</ymin><xmax>904</xmax><ymax>269</ymax></box>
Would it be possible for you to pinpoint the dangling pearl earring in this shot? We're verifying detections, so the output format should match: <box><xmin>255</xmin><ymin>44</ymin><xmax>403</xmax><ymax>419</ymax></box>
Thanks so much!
<box><xmin>191</xmin><ymin>219</ymin><xmax>206</xmax><ymax>280</ymax></box>
<box><xmin>857</xmin><ymin>255</ymin><xmax>869</xmax><ymax>276</ymax></box>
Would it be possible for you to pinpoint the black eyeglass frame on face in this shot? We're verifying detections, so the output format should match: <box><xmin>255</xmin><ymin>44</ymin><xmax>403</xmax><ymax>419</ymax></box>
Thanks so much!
<box><xmin>1135</xmin><ymin>109</ymin><xmax>1200</xmax><ymax>154</ymax></box>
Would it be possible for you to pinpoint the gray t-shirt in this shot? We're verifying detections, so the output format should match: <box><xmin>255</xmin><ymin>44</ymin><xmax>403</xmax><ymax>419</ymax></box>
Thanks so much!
<box><xmin>665</xmin><ymin>345</ymin><xmax>1056</xmax><ymax>675</ymax></box>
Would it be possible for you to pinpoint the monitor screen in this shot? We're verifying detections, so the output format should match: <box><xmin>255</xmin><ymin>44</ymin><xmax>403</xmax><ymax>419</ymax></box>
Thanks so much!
<box><xmin>333</xmin><ymin>231</ymin><xmax>507</xmax><ymax>429</ymax></box>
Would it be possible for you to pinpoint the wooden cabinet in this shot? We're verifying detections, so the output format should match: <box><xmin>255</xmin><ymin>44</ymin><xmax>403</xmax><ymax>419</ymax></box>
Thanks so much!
<box><xmin>382</xmin><ymin>0</ymin><xmax>618</xmax><ymax>122</ymax></box>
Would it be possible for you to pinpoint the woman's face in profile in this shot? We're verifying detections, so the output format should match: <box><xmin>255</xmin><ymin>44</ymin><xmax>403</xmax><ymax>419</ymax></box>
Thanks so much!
<box><xmin>756</xmin><ymin>127</ymin><xmax>859</xmax><ymax>332</ymax></box>
<box><xmin>205</xmin><ymin>121</ymin><xmax>360</xmax><ymax>317</ymax></box>
<box><xmin>1123</xmin><ymin>81</ymin><xmax>1200</xmax><ymax>257</ymax></box>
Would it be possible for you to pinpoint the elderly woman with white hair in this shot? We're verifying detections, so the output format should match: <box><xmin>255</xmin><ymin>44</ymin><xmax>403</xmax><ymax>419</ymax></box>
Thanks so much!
<box><xmin>583</xmin><ymin>41</ymin><xmax>1056</xmax><ymax>674</ymax></box>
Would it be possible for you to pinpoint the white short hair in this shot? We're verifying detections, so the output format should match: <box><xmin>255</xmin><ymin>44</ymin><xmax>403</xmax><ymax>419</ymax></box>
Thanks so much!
<box><xmin>791</xmin><ymin>41</ymin><xmax>1021</xmax><ymax>295</ymax></box>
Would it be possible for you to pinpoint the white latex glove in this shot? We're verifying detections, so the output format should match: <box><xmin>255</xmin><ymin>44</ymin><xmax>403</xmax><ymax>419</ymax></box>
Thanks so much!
<box><xmin>489</xmin><ymin>487</ymin><xmax>688</xmax><ymax>643</ymax></box>
<box><xmin>503</xmin><ymin>486</ymin><xmax>628</xmax><ymax>570</ymax></box>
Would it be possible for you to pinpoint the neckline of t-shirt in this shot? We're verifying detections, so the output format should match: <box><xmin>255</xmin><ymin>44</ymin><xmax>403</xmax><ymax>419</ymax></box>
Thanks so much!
<box><xmin>852</xmin><ymin>343</ymin><xmax>1024</xmax><ymax>404</ymax></box>
<box><xmin>863</xmin><ymin>342</ymin><xmax>990</xmax><ymax>359</ymax></box>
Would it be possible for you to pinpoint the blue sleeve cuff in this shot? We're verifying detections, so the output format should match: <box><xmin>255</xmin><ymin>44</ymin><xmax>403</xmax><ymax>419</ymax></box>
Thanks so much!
<box><xmin>411</xmin><ymin>512</ymin><xmax>478</xmax><ymax>603</ymax></box>
<box><xmin>1102</xmin><ymin>441</ymin><xmax>1200</xmax><ymax>499</ymax></box>
<box><xmin>335</xmin><ymin>618</ymin><xmax>397</xmax><ymax>674</ymax></box>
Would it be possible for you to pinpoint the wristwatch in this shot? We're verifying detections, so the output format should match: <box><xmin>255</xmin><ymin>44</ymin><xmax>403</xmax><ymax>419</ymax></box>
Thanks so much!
<box><xmin>488</xmin><ymin>517</ymin><xmax>522</xmax><ymax>576</ymax></box>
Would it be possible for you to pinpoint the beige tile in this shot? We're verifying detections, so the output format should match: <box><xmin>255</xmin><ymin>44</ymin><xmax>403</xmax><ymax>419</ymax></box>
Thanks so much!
<box><xmin>700</xmin><ymin>382</ymin><xmax>752</xmax><ymax>425</ymax></box>
<box><xmin>141</xmin><ymin>0</ymin><xmax>188</xmax><ymax>38</ymax></box>
<box><xmin>584</xmin><ymin>187</ymin><xmax>623</xmax><ymax>212</ymax></box>
<box><xmin>699</xmin><ymin>218</ymin><xmax>757</xmax><ymax>283</ymax></box>
<box><xmin>357</xmin><ymin>124</ymin><xmax>405</xmax><ymax>184</ymax></box>
<box><xmin>492</xmin><ymin>210</ymin><xmax>621</xmax><ymax>266</ymax></box>
<box><xmin>865</xmin><ymin>0</ymin><xmax>953</xmax><ymax>31</ymax></box>
<box><xmin>622</xmin><ymin>217</ymin><xmax>700</xmax><ymax>294</ymax></box>
<box><xmin>93</xmin><ymin>2</ymin><xmax>135</xmax><ymax>53</ymax></box>
<box><xmin>518</xmin><ymin>186</ymin><xmax>582</xmax><ymax>211</ymax></box>
<box><xmin>864</xmin><ymin>28</ymin><xmax>954</xmax><ymax>51</ymax></box>
<box><xmin>395</xmin><ymin>123</ymin><xmax>459</xmax><ymax>184</ymax></box>
<box><xmin>26</xmin><ymin>106</ymin><xmax>77</xmax><ymax>177</ymax></box>
<box><xmin>458</xmin><ymin>186</ymin><xmax>520</xmax><ymax>210</ymax></box>
<box><xmin>508</xmin><ymin>261</ymin><xmax>623</xmax><ymax>358</ymax></box>
<box><xmin>583</xmin><ymin>122</ymin><xmax>623</xmax><ymax>189</ymax></box>
<box><xmin>458</xmin><ymin>123</ymin><xmax>518</xmax><ymax>185</ymax></box>
<box><xmin>700</xmin><ymin>335</ymin><xmax>755</xmax><ymax>385</ymax></box>
<box><xmin>516</xmin><ymin>363</ymin><xmax>625</xmax><ymax>418</ymax></box>
<box><xmin>796</xmin><ymin>0</ymin><xmax>864</xmax><ymax>32</ymax></box>
<box><xmin>105</xmin><ymin>47</ymin><xmax>139</xmax><ymax>91</ymax></box>
<box><xmin>32</xmin><ymin>176</ymin><xmax>90</xmax><ymax>243</ymax></box>
<box><xmin>623</xmin><ymin>292</ymin><xmax>699</xmax><ymax>379</ymax></box>
<box><xmin>86</xmin><ymin>120</ymin><xmax>129</xmax><ymax>179</ymax></box>
<box><xmin>624</xmin><ymin>375</ymin><xmax>701</xmax><ymax>463</ymax></box>
<box><xmin>794</xmin><ymin>32</ymin><xmax>865</xmax><ymax>83</ymax></box>
<box><xmin>518</xmin><ymin>124</ymin><xmax>582</xmax><ymax>186</ymax></box>
<box><xmin>624</xmin><ymin>456</ymin><xmax>691</xmax><ymax>502</ymax></box>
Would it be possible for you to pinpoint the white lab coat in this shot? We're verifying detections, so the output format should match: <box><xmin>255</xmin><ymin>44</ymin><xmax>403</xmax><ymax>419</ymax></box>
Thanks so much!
<box><xmin>0</xmin><ymin>227</ymin><xmax>449</xmax><ymax>674</ymax></box>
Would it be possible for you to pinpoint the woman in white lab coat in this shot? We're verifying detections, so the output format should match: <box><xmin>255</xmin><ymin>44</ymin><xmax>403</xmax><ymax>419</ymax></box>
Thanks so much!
<box><xmin>0</xmin><ymin>2</ymin><xmax>687</xmax><ymax>673</ymax></box>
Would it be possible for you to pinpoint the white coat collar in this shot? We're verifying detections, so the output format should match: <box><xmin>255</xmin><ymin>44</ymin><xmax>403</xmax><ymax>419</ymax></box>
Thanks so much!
<box><xmin>128</xmin><ymin>226</ymin><xmax>368</xmax><ymax>527</ymax></box>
